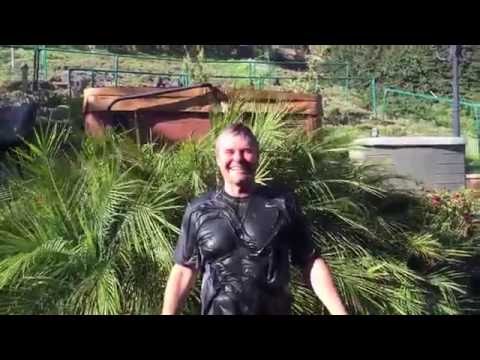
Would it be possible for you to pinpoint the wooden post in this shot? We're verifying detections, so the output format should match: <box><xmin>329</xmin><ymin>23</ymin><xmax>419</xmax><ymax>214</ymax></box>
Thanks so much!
<box><xmin>32</xmin><ymin>47</ymin><xmax>39</xmax><ymax>91</ymax></box>
<box><xmin>21</xmin><ymin>64</ymin><xmax>29</xmax><ymax>92</ymax></box>
<box><xmin>10</xmin><ymin>47</ymin><xmax>15</xmax><ymax>71</ymax></box>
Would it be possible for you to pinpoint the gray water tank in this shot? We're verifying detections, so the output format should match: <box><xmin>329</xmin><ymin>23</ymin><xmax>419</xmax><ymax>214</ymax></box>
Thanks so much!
<box><xmin>349</xmin><ymin>137</ymin><xmax>466</xmax><ymax>191</ymax></box>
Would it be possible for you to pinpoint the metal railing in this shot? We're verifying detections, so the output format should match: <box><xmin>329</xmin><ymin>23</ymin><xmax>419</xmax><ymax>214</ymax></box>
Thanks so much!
<box><xmin>2</xmin><ymin>45</ymin><xmax>350</xmax><ymax>91</ymax></box>
<box><xmin>66</xmin><ymin>66</ymin><xmax>360</xmax><ymax>97</ymax></box>
<box><xmin>67</xmin><ymin>68</ymin><xmax>189</xmax><ymax>97</ymax></box>
<box><xmin>382</xmin><ymin>88</ymin><xmax>480</xmax><ymax>130</ymax></box>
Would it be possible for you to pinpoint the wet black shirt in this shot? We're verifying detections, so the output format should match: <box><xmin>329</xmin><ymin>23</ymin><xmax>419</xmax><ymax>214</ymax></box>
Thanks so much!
<box><xmin>174</xmin><ymin>185</ymin><xmax>318</xmax><ymax>315</ymax></box>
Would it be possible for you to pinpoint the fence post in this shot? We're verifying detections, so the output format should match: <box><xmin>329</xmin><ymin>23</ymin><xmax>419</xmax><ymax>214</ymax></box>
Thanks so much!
<box><xmin>382</xmin><ymin>89</ymin><xmax>389</xmax><ymax>120</ymax></box>
<box><xmin>248</xmin><ymin>60</ymin><xmax>253</xmax><ymax>86</ymax></box>
<box><xmin>345</xmin><ymin>62</ymin><xmax>350</xmax><ymax>100</ymax></box>
<box><xmin>268</xmin><ymin>58</ymin><xmax>274</xmax><ymax>84</ymax></box>
<box><xmin>475</xmin><ymin>106</ymin><xmax>480</xmax><ymax>137</ymax></box>
<box><xmin>10</xmin><ymin>47</ymin><xmax>15</xmax><ymax>72</ymax></box>
<box><xmin>21</xmin><ymin>64</ymin><xmax>29</xmax><ymax>92</ymax></box>
<box><xmin>44</xmin><ymin>48</ymin><xmax>48</xmax><ymax>80</ymax></box>
<box><xmin>39</xmin><ymin>45</ymin><xmax>47</xmax><ymax>81</ymax></box>
<box><xmin>68</xmin><ymin>69</ymin><xmax>72</xmax><ymax>98</ymax></box>
<box><xmin>114</xmin><ymin>55</ymin><xmax>119</xmax><ymax>87</ymax></box>
<box><xmin>371</xmin><ymin>78</ymin><xmax>377</xmax><ymax>116</ymax></box>
<box><xmin>33</xmin><ymin>46</ymin><xmax>40</xmax><ymax>91</ymax></box>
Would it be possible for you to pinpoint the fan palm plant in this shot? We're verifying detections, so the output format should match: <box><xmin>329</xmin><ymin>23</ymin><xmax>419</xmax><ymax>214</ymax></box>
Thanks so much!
<box><xmin>0</xmin><ymin>100</ymin><xmax>477</xmax><ymax>315</ymax></box>
<box><xmin>0</xmin><ymin>124</ymin><xmax>181</xmax><ymax>314</ymax></box>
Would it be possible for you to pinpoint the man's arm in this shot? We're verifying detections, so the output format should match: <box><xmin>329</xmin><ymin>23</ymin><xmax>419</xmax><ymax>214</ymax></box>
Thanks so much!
<box><xmin>162</xmin><ymin>264</ymin><xmax>198</xmax><ymax>315</ymax></box>
<box><xmin>304</xmin><ymin>257</ymin><xmax>348</xmax><ymax>315</ymax></box>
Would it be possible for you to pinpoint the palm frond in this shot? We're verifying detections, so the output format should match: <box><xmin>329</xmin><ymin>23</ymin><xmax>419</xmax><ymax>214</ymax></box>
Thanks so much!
<box><xmin>67</xmin><ymin>263</ymin><xmax>122</xmax><ymax>315</ymax></box>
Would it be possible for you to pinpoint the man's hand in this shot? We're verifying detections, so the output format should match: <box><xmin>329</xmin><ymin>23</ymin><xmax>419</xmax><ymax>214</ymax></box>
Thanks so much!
<box><xmin>162</xmin><ymin>264</ymin><xmax>197</xmax><ymax>315</ymax></box>
<box><xmin>304</xmin><ymin>257</ymin><xmax>348</xmax><ymax>315</ymax></box>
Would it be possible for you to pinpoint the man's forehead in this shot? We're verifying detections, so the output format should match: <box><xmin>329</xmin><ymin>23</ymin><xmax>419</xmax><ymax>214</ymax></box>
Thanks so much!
<box><xmin>216</xmin><ymin>131</ymin><xmax>256</xmax><ymax>148</ymax></box>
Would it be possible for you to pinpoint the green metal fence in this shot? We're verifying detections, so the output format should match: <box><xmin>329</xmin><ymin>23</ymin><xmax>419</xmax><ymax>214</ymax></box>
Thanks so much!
<box><xmin>2</xmin><ymin>45</ymin><xmax>353</xmax><ymax>93</ymax></box>
<box><xmin>66</xmin><ymin>67</ymin><xmax>358</xmax><ymax>96</ymax></box>
<box><xmin>67</xmin><ymin>68</ymin><xmax>189</xmax><ymax>97</ymax></box>
<box><xmin>380</xmin><ymin>87</ymin><xmax>480</xmax><ymax>157</ymax></box>
<box><xmin>4</xmin><ymin>46</ymin><xmax>384</xmax><ymax>120</ymax></box>
<box><xmin>11</xmin><ymin>46</ymin><xmax>480</xmax><ymax>125</ymax></box>
<box><xmin>381</xmin><ymin>87</ymin><xmax>480</xmax><ymax>130</ymax></box>
<box><xmin>382</xmin><ymin>87</ymin><xmax>480</xmax><ymax>115</ymax></box>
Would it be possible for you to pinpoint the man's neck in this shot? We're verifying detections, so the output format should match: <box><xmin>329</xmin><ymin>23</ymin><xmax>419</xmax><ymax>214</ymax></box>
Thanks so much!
<box><xmin>223</xmin><ymin>182</ymin><xmax>256</xmax><ymax>198</ymax></box>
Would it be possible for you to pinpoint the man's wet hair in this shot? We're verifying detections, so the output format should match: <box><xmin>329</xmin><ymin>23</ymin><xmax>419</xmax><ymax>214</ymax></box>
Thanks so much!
<box><xmin>216</xmin><ymin>122</ymin><xmax>259</xmax><ymax>151</ymax></box>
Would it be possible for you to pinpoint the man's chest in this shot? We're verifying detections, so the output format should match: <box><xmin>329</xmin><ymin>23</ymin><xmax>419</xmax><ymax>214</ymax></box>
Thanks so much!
<box><xmin>195</xmin><ymin>198</ymin><xmax>291</xmax><ymax>261</ymax></box>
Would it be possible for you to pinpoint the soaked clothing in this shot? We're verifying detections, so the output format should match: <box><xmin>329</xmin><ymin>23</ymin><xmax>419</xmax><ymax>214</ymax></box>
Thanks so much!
<box><xmin>174</xmin><ymin>185</ymin><xmax>318</xmax><ymax>315</ymax></box>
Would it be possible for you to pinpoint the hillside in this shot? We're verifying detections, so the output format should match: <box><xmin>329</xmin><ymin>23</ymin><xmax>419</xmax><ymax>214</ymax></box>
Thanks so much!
<box><xmin>1</xmin><ymin>45</ymin><xmax>480</xmax><ymax>157</ymax></box>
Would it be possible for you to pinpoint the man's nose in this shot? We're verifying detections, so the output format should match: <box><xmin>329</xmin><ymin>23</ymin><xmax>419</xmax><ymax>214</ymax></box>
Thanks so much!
<box><xmin>233</xmin><ymin>151</ymin><xmax>243</xmax><ymax>161</ymax></box>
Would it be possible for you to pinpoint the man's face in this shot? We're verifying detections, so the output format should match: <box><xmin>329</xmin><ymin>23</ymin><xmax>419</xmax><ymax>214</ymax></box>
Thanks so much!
<box><xmin>216</xmin><ymin>132</ymin><xmax>259</xmax><ymax>187</ymax></box>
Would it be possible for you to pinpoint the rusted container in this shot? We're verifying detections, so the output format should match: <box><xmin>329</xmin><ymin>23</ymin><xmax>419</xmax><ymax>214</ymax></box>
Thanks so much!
<box><xmin>466</xmin><ymin>174</ymin><xmax>480</xmax><ymax>191</ymax></box>
<box><xmin>83</xmin><ymin>84</ymin><xmax>322</xmax><ymax>142</ymax></box>
<box><xmin>226</xmin><ymin>88</ymin><xmax>322</xmax><ymax>132</ymax></box>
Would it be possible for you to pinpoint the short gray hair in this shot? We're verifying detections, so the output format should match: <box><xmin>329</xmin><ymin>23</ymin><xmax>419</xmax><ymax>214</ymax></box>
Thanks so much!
<box><xmin>215</xmin><ymin>122</ymin><xmax>259</xmax><ymax>152</ymax></box>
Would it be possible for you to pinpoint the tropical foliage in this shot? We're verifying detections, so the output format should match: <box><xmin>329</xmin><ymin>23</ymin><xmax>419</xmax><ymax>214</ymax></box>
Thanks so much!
<box><xmin>0</xmin><ymin>102</ymin><xmax>478</xmax><ymax>315</ymax></box>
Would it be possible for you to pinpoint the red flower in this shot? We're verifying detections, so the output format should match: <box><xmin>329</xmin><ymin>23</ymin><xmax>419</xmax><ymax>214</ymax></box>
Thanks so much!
<box><xmin>431</xmin><ymin>196</ymin><xmax>441</xmax><ymax>207</ymax></box>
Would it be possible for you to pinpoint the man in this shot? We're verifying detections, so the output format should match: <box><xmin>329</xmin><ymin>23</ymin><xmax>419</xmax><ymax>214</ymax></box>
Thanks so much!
<box><xmin>162</xmin><ymin>123</ymin><xmax>347</xmax><ymax>315</ymax></box>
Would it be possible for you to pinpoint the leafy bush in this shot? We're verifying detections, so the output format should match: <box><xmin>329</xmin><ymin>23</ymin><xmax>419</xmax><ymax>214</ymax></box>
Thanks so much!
<box><xmin>0</xmin><ymin>102</ymin><xmax>478</xmax><ymax>314</ymax></box>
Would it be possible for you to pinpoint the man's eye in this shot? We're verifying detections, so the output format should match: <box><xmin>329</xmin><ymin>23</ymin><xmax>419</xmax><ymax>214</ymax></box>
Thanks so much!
<box><xmin>225</xmin><ymin>150</ymin><xmax>234</xmax><ymax>155</ymax></box>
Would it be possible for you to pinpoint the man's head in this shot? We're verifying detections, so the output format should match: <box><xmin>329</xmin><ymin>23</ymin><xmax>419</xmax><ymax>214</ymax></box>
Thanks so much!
<box><xmin>215</xmin><ymin>123</ymin><xmax>259</xmax><ymax>189</ymax></box>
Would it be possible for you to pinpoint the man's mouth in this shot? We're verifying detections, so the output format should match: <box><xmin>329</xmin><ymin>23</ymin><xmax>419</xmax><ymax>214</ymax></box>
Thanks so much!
<box><xmin>229</xmin><ymin>166</ymin><xmax>251</xmax><ymax>174</ymax></box>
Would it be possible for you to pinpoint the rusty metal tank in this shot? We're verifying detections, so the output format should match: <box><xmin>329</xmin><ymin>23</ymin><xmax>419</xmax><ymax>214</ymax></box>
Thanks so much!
<box><xmin>82</xmin><ymin>84</ymin><xmax>322</xmax><ymax>143</ymax></box>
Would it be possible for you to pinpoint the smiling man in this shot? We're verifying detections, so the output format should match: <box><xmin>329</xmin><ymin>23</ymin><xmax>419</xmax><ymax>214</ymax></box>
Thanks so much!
<box><xmin>162</xmin><ymin>123</ymin><xmax>347</xmax><ymax>315</ymax></box>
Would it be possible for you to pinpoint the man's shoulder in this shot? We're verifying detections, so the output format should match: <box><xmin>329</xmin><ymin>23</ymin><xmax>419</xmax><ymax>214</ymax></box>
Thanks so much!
<box><xmin>186</xmin><ymin>189</ymin><xmax>219</xmax><ymax>211</ymax></box>
<box><xmin>256</xmin><ymin>183</ymin><xmax>297</xmax><ymax>202</ymax></box>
